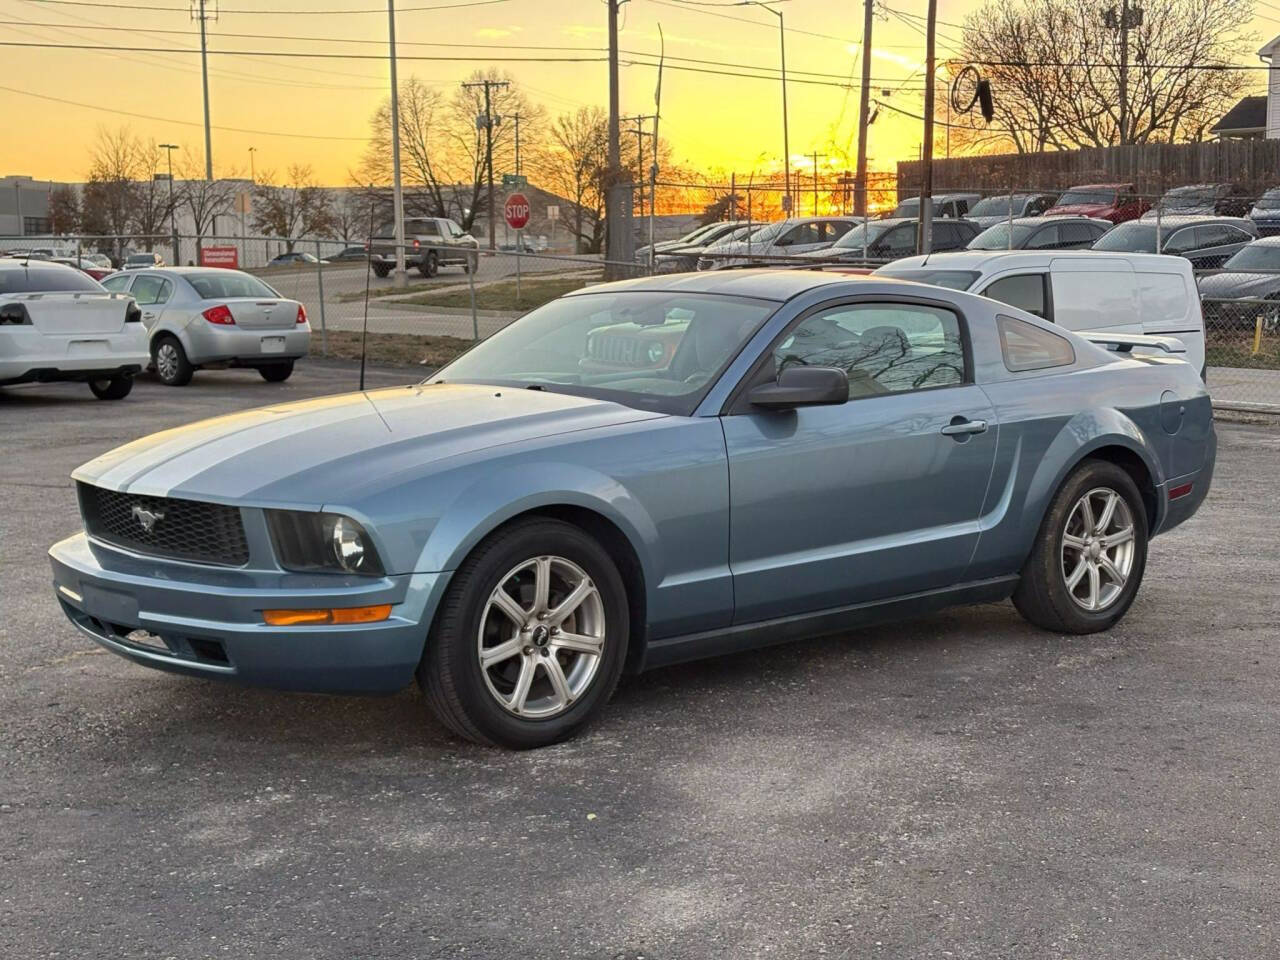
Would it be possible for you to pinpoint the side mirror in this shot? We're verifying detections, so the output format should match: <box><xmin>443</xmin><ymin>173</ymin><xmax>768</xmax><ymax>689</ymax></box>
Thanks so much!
<box><xmin>748</xmin><ymin>366</ymin><xmax>849</xmax><ymax>410</ymax></box>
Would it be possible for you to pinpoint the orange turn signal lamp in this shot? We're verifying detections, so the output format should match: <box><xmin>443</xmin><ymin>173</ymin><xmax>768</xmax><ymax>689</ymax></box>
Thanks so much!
<box><xmin>263</xmin><ymin>604</ymin><xmax>392</xmax><ymax>626</ymax></box>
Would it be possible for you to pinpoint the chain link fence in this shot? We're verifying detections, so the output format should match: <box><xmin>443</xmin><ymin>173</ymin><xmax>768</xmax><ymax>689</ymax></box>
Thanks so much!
<box><xmin>6</xmin><ymin>180</ymin><xmax>1280</xmax><ymax>413</ymax></box>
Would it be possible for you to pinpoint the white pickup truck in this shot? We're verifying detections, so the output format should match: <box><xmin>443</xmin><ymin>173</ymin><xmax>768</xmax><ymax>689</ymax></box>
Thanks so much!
<box><xmin>0</xmin><ymin>259</ymin><xmax>149</xmax><ymax>400</ymax></box>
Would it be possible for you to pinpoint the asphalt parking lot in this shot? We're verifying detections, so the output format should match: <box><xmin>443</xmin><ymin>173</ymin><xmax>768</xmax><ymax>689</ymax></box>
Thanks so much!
<box><xmin>2</xmin><ymin>363</ymin><xmax>1278</xmax><ymax>959</ymax></box>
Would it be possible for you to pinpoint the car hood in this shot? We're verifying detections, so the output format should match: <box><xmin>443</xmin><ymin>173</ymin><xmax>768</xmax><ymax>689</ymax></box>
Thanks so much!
<box><xmin>73</xmin><ymin>384</ymin><xmax>665</xmax><ymax>507</ymax></box>
<box><xmin>1197</xmin><ymin>272</ymin><xmax>1280</xmax><ymax>299</ymax></box>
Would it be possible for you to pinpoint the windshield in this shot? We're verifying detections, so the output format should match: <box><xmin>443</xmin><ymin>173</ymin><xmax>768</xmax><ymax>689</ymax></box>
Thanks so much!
<box><xmin>968</xmin><ymin>222</ymin><xmax>1036</xmax><ymax>249</ymax></box>
<box><xmin>873</xmin><ymin>267</ymin><xmax>979</xmax><ymax>290</ymax></box>
<box><xmin>432</xmin><ymin>291</ymin><xmax>776</xmax><ymax>415</ymax></box>
<box><xmin>186</xmin><ymin>272</ymin><xmax>281</xmax><ymax>299</ymax></box>
<box><xmin>968</xmin><ymin>195</ymin><xmax>1026</xmax><ymax>217</ymax></box>
<box><xmin>742</xmin><ymin>221</ymin><xmax>788</xmax><ymax>244</ymax></box>
<box><xmin>1255</xmin><ymin>189</ymin><xmax>1280</xmax><ymax>210</ymax></box>
<box><xmin>832</xmin><ymin>220</ymin><xmax>897</xmax><ymax>249</ymax></box>
<box><xmin>1223</xmin><ymin>244</ymin><xmax>1280</xmax><ymax>270</ymax></box>
<box><xmin>0</xmin><ymin>263</ymin><xmax>102</xmax><ymax>293</ymax></box>
<box><xmin>1091</xmin><ymin>222</ymin><xmax>1157</xmax><ymax>253</ymax></box>
<box><xmin>889</xmin><ymin>198</ymin><xmax>920</xmax><ymax>218</ymax></box>
<box><xmin>1057</xmin><ymin>190</ymin><xmax>1116</xmax><ymax>207</ymax></box>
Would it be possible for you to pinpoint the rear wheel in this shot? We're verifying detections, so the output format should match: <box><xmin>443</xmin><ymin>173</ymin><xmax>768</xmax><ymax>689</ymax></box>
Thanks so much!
<box><xmin>152</xmin><ymin>335</ymin><xmax>193</xmax><ymax>387</ymax></box>
<box><xmin>88</xmin><ymin>375</ymin><xmax>133</xmax><ymax>400</ymax></box>
<box><xmin>372</xmin><ymin>263</ymin><xmax>391</xmax><ymax>279</ymax></box>
<box><xmin>258</xmin><ymin>361</ymin><xmax>294</xmax><ymax>383</ymax></box>
<box><xmin>1013</xmin><ymin>460</ymin><xmax>1149</xmax><ymax>634</ymax></box>
<box><xmin>418</xmin><ymin>518</ymin><xmax>629</xmax><ymax>749</ymax></box>
<box><xmin>418</xmin><ymin>252</ymin><xmax>439</xmax><ymax>278</ymax></box>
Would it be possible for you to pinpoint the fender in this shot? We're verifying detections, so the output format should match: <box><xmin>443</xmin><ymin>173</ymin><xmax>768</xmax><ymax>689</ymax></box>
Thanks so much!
<box><xmin>416</xmin><ymin>459</ymin><xmax>662</xmax><ymax>590</ymax></box>
<box><xmin>1023</xmin><ymin>406</ymin><xmax>1167</xmax><ymax>546</ymax></box>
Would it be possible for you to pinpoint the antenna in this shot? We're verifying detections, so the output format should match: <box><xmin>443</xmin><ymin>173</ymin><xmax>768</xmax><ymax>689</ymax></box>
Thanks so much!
<box><xmin>359</xmin><ymin>189</ymin><xmax>376</xmax><ymax>392</ymax></box>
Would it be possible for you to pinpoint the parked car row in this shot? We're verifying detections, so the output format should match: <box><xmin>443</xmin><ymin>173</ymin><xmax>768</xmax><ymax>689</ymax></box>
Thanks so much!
<box><xmin>1</xmin><ymin>257</ymin><xmax>311</xmax><ymax>400</ymax></box>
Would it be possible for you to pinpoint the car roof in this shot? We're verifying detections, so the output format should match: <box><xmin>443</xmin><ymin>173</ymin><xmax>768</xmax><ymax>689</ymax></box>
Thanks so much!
<box><xmin>564</xmin><ymin>267</ymin><xmax>872</xmax><ymax>302</ymax></box>
<box><xmin>986</xmin><ymin>215</ymin><xmax>1107</xmax><ymax>226</ymax></box>
<box><xmin>1122</xmin><ymin>215</ymin><xmax>1252</xmax><ymax>227</ymax></box>
<box><xmin>0</xmin><ymin>257</ymin><xmax>80</xmax><ymax>271</ymax></box>
<box><xmin>1061</xmin><ymin>183</ymin><xmax>1132</xmax><ymax>190</ymax></box>
<box><xmin>879</xmin><ymin>249</ymin><xmax>1193</xmax><ymax>273</ymax></box>
<box><xmin>1245</xmin><ymin>235</ymin><xmax>1280</xmax><ymax>246</ymax></box>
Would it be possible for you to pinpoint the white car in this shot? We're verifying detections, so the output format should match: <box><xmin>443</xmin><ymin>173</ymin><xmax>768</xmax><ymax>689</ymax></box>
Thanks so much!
<box><xmin>0</xmin><ymin>259</ymin><xmax>149</xmax><ymax>399</ymax></box>
<box><xmin>101</xmin><ymin>267</ymin><xmax>310</xmax><ymax>386</ymax></box>
<box><xmin>875</xmin><ymin>250</ymin><xmax>1207</xmax><ymax>377</ymax></box>
<box><xmin>696</xmin><ymin>216</ymin><xmax>859</xmax><ymax>270</ymax></box>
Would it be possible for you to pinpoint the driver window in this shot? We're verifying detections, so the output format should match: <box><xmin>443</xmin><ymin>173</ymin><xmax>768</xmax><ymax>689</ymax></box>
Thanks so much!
<box><xmin>777</xmin><ymin>223</ymin><xmax>819</xmax><ymax>247</ymax></box>
<box><xmin>878</xmin><ymin>226</ymin><xmax>916</xmax><ymax>257</ymax></box>
<box><xmin>773</xmin><ymin>302</ymin><xmax>966</xmax><ymax>397</ymax></box>
<box><xmin>130</xmin><ymin>275</ymin><xmax>165</xmax><ymax>305</ymax></box>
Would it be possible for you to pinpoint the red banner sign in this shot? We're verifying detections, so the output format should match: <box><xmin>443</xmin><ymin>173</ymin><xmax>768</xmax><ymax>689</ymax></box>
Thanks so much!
<box><xmin>199</xmin><ymin>246</ymin><xmax>239</xmax><ymax>268</ymax></box>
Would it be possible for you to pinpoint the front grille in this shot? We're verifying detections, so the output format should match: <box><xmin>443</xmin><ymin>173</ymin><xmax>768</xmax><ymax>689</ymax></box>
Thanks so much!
<box><xmin>589</xmin><ymin>334</ymin><xmax>647</xmax><ymax>366</ymax></box>
<box><xmin>78</xmin><ymin>483</ymin><xmax>250</xmax><ymax>566</ymax></box>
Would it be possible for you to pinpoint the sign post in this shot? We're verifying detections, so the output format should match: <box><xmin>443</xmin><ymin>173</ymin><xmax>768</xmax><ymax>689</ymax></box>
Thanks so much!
<box><xmin>504</xmin><ymin>192</ymin><xmax>531</xmax><ymax>302</ymax></box>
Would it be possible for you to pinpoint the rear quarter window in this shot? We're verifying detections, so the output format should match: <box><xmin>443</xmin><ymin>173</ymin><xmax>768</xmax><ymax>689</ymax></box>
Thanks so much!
<box><xmin>997</xmin><ymin>315</ymin><xmax>1076</xmax><ymax>372</ymax></box>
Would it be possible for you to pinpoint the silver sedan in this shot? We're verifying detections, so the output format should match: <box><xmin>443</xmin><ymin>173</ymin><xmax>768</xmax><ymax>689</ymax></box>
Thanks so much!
<box><xmin>101</xmin><ymin>267</ymin><xmax>311</xmax><ymax>386</ymax></box>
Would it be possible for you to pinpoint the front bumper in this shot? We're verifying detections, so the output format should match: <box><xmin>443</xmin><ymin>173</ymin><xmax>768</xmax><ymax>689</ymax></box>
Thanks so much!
<box><xmin>49</xmin><ymin>533</ymin><xmax>449</xmax><ymax>693</ymax></box>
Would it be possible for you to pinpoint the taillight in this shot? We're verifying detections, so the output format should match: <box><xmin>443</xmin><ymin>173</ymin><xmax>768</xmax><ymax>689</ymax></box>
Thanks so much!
<box><xmin>413</xmin><ymin>238</ymin><xmax>420</xmax><ymax>249</ymax></box>
<box><xmin>296</xmin><ymin>304</ymin><xmax>308</xmax><ymax>324</ymax></box>
<box><xmin>203</xmin><ymin>304</ymin><xmax>235</xmax><ymax>325</ymax></box>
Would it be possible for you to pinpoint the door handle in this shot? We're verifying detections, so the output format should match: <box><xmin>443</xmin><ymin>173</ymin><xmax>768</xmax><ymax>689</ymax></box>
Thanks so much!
<box><xmin>941</xmin><ymin>417</ymin><xmax>988</xmax><ymax>437</ymax></box>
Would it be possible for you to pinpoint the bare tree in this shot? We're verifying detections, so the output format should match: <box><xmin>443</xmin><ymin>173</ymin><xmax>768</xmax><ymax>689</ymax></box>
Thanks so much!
<box><xmin>81</xmin><ymin>126</ymin><xmax>139</xmax><ymax>258</ymax></box>
<box><xmin>332</xmin><ymin>189</ymin><xmax>379</xmax><ymax>244</ymax></box>
<box><xmin>48</xmin><ymin>185</ymin><xmax>81</xmax><ymax>234</ymax></box>
<box><xmin>532</xmin><ymin>107</ymin><xmax>609</xmax><ymax>253</ymax></box>
<box><xmin>358</xmin><ymin>77</ymin><xmax>451</xmax><ymax>219</ymax></box>
<box><xmin>251</xmin><ymin>164</ymin><xmax>336</xmax><ymax>251</ymax></box>
<box><xmin>177</xmin><ymin>153</ymin><xmax>241</xmax><ymax>259</ymax></box>
<box><xmin>951</xmin><ymin>0</ymin><xmax>1253</xmax><ymax>153</ymax></box>
<box><xmin>133</xmin><ymin>139</ymin><xmax>178</xmax><ymax>251</ymax></box>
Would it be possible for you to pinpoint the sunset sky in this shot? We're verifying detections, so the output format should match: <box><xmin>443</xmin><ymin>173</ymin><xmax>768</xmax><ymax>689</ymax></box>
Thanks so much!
<box><xmin>3</xmin><ymin>0</ymin><xmax>1280</xmax><ymax>186</ymax></box>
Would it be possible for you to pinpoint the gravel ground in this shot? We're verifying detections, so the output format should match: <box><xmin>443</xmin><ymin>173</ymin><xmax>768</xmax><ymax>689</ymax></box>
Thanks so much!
<box><xmin>1</xmin><ymin>363</ymin><xmax>1277</xmax><ymax>960</ymax></box>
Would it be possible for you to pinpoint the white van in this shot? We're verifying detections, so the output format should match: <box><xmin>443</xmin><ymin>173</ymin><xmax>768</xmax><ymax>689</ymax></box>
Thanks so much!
<box><xmin>875</xmin><ymin>250</ymin><xmax>1206</xmax><ymax>377</ymax></box>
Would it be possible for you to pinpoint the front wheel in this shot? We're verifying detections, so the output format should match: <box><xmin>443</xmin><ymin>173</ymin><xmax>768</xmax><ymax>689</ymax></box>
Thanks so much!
<box><xmin>418</xmin><ymin>518</ymin><xmax>629</xmax><ymax>748</ymax></box>
<box><xmin>1013</xmin><ymin>460</ymin><xmax>1149</xmax><ymax>634</ymax></box>
<box><xmin>418</xmin><ymin>252</ymin><xmax>438</xmax><ymax>278</ymax></box>
<box><xmin>258</xmin><ymin>361</ymin><xmax>294</xmax><ymax>383</ymax></box>
<box><xmin>88</xmin><ymin>375</ymin><xmax>133</xmax><ymax>400</ymax></box>
<box><xmin>372</xmin><ymin>263</ymin><xmax>391</xmax><ymax>279</ymax></box>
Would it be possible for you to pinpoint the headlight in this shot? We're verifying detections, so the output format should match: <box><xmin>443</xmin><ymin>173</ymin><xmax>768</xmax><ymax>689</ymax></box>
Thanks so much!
<box><xmin>266</xmin><ymin>510</ymin><xmax>385</xmax><ymax>576</ymax></box>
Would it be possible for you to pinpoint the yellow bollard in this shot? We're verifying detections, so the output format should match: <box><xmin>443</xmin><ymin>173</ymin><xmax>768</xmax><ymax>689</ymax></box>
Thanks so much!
<box><xmin>1254</xmin><ymin>315</ymin><xmax>1265</xmax><ymax>356</ymax></box>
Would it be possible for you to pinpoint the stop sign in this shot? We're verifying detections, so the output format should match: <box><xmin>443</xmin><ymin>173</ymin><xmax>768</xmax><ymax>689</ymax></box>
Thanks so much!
<box><xmin>504</xmin><ymin>193</ymin><xmax>531</xmax><ymax>230</ymax></box>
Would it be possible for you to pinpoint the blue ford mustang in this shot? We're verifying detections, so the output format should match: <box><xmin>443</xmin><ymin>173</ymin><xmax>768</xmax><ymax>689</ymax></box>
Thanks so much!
<box><xmin>49</xmin><ymin>271</ymin><xmax>1215</xmax><ymax>748</ymax></box>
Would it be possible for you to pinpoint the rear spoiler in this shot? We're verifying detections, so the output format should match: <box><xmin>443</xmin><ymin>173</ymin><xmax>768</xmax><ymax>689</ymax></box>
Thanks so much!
<box><xmin>1079</xmin><ymin>331</ymin><xmax>1186</xmax><ymax>354</ymax></box>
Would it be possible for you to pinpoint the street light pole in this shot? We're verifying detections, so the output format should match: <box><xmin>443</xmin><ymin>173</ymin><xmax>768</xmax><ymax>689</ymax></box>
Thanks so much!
<box><xmin>248</xmin><ymin>146</ymin><xmax>256</xmax><ymax>184</ymax></box>
<box><xmin>160</xmin><ymin>143</ymin><xmax>179</xmax><ymax>266</ymax></box>
<box><xmin>737</xmin><ymin>3</ymin><xmax>789</xmax><ymax>214</ymax></box>
<box><xmin>387</xmin><ymin>0</ymin><xmax>407</xmax><ymax>287</ymax></box>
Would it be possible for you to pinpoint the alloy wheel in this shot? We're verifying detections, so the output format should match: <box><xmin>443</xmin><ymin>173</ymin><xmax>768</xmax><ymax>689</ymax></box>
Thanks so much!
<box><xmin>1061</xmin><ymin>486</ymin><xmax>1136</xmax><ymax>612</ymax></box>
<box><xmin>476</xmin><ymin>555</ymin><xmax>606</xmax><ymax>719</ymax></box>
<box><xmin>156</xmin><ymin>342</ymin><xmax>179</xmax><ymax>382</ymax></box>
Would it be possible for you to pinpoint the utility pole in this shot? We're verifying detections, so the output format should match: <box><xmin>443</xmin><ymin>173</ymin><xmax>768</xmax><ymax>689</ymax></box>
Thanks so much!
<box><xmin>160</xmin><ymin>143</ymin><xmax>179</xmax><ymax>266</ymax></box>
<box><xmin>606</xmin><ymin>0</ymin><xmax>622</xmax><ymax>270</ymax></box>
<box><xmin>854</xmin><ymin>0</ymin><xmax>873</xmax><ymax>218</ymax></box>
<box><xmin>622</xmin><ymin>115</ymin><xmax>656</xmax><ymax>219</ymax></box>
<box><xmin>193</xmin><ymin>0</ymin><xmax>215</xmax><ymax>180</ymax></box>
<box><xmin>1103</xmin><ymin>0</ymin><xmax>1141</xmax><ymax>144</ymax></box>
<box><xmin>463</xmin><ymin>78</ymin><xmax>509</xmax><ymax>251</ymax></box>
<box><xmin>511</xmin><ymin>112</ymin><xmax>523</xmax><ymax>176</ymax></box>
<box><xmin>809</xmin><ymin>150</ymin><xmax>827</xmax><ymax>216</ymax></box>
<box><xmin>388</xmin><ymin>1</ymin><xmax>407</xmax><ymax>286</ymax></box>
<box><xmin>917</xmin><ymin>0</ymin><xmax>937</xmax><ymax>254</ymax></box>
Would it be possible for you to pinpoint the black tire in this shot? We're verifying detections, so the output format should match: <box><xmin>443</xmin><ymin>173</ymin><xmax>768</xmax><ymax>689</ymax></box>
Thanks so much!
<box><xmin>372</xmin><ymin>264</ymin><xmax>391</xmax><ymax>279</ymax></box>
<box><xmin>88</xmin><ymin>375</ymin><xmax>133</xmax><ymax>400</ymax></box>
<box><xmin>1013</xmin><ymin>459</ymin><xmax>1149</xmax><ymax>634</ymax></box>
<box><xmin>418</xmin><ymin>518</ymin><xmax>630</xmax><ymax>749</ymax></box>
<box><xmin>463</xmin><ymin>254</ymin><xmax>477</xmax><ymax>274</ymax></box>
<box><xmin>258</xmin><ymin>361</ymin><xmax>294</xmax><ymax>383</ymax></box>
<box><xmin>418</xmin><ymin>252</ymin><xmax>438</xmax><ymax>278</ymax></box>
<box><xmin>152</xmin><ymin>334</ymin><xmax>194</xmax><ymax>387</ymax></box>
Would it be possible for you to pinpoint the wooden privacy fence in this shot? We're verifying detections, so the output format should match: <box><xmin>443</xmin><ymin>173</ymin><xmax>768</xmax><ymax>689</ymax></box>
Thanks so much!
<box><xmin>896</xmin><ymin>140</ymin><xmax>1280</xmax><ymax>199</ymax></box>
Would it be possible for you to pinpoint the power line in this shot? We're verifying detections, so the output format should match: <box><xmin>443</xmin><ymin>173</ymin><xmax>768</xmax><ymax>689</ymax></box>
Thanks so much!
<box><xmin>0</xmin><ymin>81</ymin><xmax>369</xmax><ymax>140</ymax></box>
<box><xmin>19</xmin><ymin>0</ymin><xmax>516</xmax><ymax>12</ymax></box>
<box><xmin>644</xmin><ymin>0</ymin><xmax>859</xmax><ymax>45</ymax></box>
